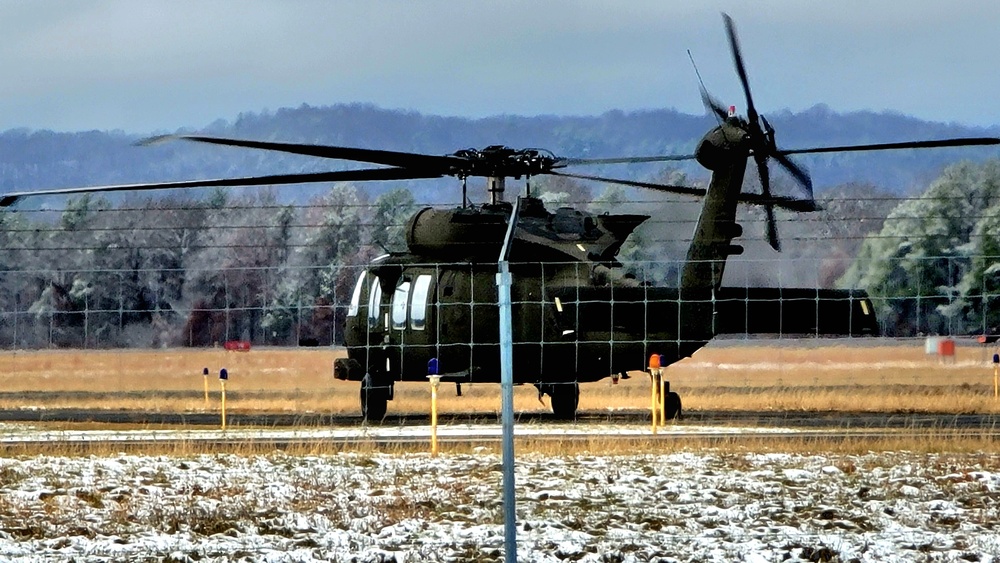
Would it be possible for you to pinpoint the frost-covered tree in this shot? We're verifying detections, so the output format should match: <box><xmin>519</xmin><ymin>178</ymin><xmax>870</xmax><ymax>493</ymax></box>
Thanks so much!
<box><xmin>841</xmin><ymin>160</ymin><xmax>1000</xmax><ymax>335</ymax></box>
<box><xmin>369</xmin><ymin>188</ymin><xmax>415</xmax><ymax>253</ymax></box>
<box><xmin>258</xmin><ymin>183</ymin><xmax>376</xmax><ymax>345</ymax></box>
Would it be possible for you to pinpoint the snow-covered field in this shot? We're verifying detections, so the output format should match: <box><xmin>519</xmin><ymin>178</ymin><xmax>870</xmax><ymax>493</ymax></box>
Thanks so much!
<box><xmin>0</xmin><ymin>449</ymin><xmax>996</xmax><ymax>562</ymax></box>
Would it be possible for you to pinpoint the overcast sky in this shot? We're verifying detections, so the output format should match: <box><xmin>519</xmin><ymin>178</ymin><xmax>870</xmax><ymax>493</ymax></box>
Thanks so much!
<box><xmin>0</xmin><ymin>1</ymin><xmax>998</xmax><ymax>134</ymax></box>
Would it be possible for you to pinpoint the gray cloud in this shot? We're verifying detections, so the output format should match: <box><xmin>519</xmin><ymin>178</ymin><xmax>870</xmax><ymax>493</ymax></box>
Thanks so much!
<box><xmin>0</xmin><ymin>0</ymin><xmax>997</xmax><ymax>133</ymax></box>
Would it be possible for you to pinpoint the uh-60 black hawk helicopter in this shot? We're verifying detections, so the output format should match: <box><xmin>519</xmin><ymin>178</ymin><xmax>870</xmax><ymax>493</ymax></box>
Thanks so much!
<box><xmin>3</xmin><ymin>15</ymin><xmax>998</xmax><ymax>420</ymax></box>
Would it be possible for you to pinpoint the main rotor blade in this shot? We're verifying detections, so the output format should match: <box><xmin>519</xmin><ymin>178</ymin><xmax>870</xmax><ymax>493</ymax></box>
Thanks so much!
<box><xmin>723</xmin><ymin>13</ymin><xmax>759</xmax><ymax>127</ymax></box>
<box><xmin>779</xmin><ymin>137</ymin><xmax>1000</xmax><ymax>156</ymax></box>
<box><xmin>142</xmin><ymin>135</ymin><xmax>465</xmax><ymax>171</ymax></box>
<box><xmin>771</xmin><ymin>151</ymin><xmax>814</xmax><ymax>199</ymax></box>
<box><xmin>559</xmin><ymin>154</ymin><xmax>697</xmax><ymax>166</ymax></box>
<box><xmin>546</xmin><ymin>171</ymin><xmax>707</xmax><ymax>197</ymax></box>
<box><xmin>0</xmin><ymin>168</ymin><xmax>442</xmax><ymax>208</ymax></box>
<box><xmin>737</xmin><ymin>192</ymin><xmax>818</xmax><ymax>212</ymax></box>
<box><xmin>548</xmin><ymin>171</ymin><xmax>817</xmax><ymax>212</ymax></box>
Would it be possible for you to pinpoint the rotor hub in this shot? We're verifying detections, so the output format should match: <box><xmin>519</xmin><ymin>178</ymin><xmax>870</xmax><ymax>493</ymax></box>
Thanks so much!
<box><xmin>449</xmin><ymin>145</ymin><xmax>560</xmax><ymax>179</ymax></box>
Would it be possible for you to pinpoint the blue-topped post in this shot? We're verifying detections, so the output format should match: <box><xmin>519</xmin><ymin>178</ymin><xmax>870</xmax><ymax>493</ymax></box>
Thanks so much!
<box><xmin>496</xmin><ymin>196</ymin><xmax>521</xmax><ymax>563</ymax></box>
<box><xmin>202</xmin><ymin>367</ymin><xmax>209</xmax><ymax>407</ymax></box>
<box><xmin>428</xmin><ymin>358</ymin><xmax>441</xmax><ymax>456</ymax></box>
<box><xmin>219</xmin><ymin>368</ymin><xmax>229</xmax><ymax>430</ymax></box>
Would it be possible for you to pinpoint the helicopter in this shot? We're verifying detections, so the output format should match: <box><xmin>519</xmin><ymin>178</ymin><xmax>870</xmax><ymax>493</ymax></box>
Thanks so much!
<box><xmin>2</xmin><ymin>15</ymin><xmax>999</xmax><ymax>420</ymax></box>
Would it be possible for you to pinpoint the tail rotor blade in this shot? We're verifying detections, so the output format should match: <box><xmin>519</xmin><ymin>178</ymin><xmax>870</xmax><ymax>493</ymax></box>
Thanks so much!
<box><xmin>765</xmin><ymin>205</ymin><xmax>781</xmax><ymax>251</ymax></box>
<box><xmin>688</xmin><ymin>48</ymin><xmax>728</xmax><ymax>124</ymax></box>
<box><xmin>771</xmin><ymin>151</ymin><xmax>814</xmax><ymax>199</ymax></box>
<box><xmin>753</xmin><ymin>153</ymin><xmax>781</xmax><ymax>251</ymax></box>
<box><xmin>701</xmin><ymin>86</ymin><xmax>729</xmax><ymax>122</ymax></box>
<box><xmin>724</xmin><ymin>15</ymin><xmax>816</xmax><ymax>231</ymax></box>
<box><xmin>723</xmin><ymin>13</ymin><xmax>759</xmax><ymax>130</ymax></box>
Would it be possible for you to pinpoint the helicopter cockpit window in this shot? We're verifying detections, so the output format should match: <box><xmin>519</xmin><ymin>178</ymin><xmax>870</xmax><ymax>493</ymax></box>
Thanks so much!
<box><xmin>391</xmin><ymin>281</ymin><xmax>411</xmax><ymax>330</ymax></box>
<box><xmin>348</xmin><ymin>272</ymin><xmax>366</xmax><ymax>317</ymax></box>
<box><xmin>367</xmin><ymin>280</ymin><xmax>382</xmax><ymax>329</ymax></box>
<box><xmin>410</xmin><ymin>274</ymin><xmax>432</xmax><ymax>330</ymax></box>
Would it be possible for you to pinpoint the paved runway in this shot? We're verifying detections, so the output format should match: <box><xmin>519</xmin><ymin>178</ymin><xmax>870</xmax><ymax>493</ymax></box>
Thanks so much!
<box><xmin>0</xmin><ymin>409</ymin><xmax>996</xmax><ymax>449</ymax></box>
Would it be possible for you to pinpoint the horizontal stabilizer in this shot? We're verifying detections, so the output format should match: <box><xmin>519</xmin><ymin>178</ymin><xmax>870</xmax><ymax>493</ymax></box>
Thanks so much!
<box><xmin>713</xmin><ymin>288</ymin><xmax>879</xmax><ymax>336</ymax></box>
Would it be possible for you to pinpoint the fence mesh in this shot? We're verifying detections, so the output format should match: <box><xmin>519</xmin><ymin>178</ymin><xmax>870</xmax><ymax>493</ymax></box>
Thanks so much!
<box><xmin>1</xmin><ymin>254</ymin><xmax>997</xmax><ymax>351</ymax></box>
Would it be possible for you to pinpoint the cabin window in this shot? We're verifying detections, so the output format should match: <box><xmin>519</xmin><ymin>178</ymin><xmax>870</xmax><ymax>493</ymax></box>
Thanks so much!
<box><xmin>410</xmin><ymin>275</ymin><xmax>432</xmax><ymax>330</ymax></box>
<box><xmin>348</xmin><ymin>272</ymin><xmax>366</xmax><ymax>317</ymax></box>
<box><xmin>367</xmin><ymin>280</ymin><xmax>382</xmax><ymax>329</ymax></box>
<box><xmin>391</xmin><ymin>281</ymin><xmax>411</xmax><ymax>330</ymax></box>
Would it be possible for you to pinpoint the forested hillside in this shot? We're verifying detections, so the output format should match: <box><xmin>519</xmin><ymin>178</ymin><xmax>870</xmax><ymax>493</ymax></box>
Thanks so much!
<box><xmin>2</xmin><ymin>103</ymin><xmax>998</xmax><ymax>206</ymax></box>
<box><xmin>2</xmin><ymin>103</ymin><xmax>1000</xmax><ymax>348</ymax></box>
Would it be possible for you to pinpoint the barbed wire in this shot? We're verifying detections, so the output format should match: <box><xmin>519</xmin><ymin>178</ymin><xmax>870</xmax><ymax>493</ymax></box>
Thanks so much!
<box><xmin>1</xmin><ymin>211</ymin><xmax>996</xmax><ymax>233</ymax></box>
<box><xmin>6</xmin><ymin>191</ymin><xmax>1000</xmax><ymax>215</ymax></box>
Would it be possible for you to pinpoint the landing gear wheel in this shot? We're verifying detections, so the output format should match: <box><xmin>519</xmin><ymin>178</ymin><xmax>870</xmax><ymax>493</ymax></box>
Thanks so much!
<box><xmin>550</xmin><ymin>382</ymin><xmax>580</xmax><ymax>419</ymax></box>
<box><xmin>664</xmin><ymin>391</ymin><xmax>682</xmax><ymax>421</ymax></box>
<box><xmin>360</xmin><ymin>373</ymin><xmax>388</xmax><ymax>422</ymax></box>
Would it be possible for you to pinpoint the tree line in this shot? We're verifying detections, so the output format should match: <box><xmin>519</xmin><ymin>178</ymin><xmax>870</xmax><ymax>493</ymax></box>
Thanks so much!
<box><xmin>3</xmin><ymin>158</ymin><xmax>1000</xmax><ymax>348</ymax></box>
<box><xmin>0</xmin><ymin>186</ymin><xmax>416</xmax><ymax>349</ymax></box>
<box><xmin>840</xmin><ymin>159</ymin><xmax>1000</xmax><ymax>336</ymax></box>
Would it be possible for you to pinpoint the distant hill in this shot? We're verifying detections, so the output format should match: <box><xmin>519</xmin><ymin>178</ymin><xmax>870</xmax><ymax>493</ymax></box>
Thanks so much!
<box><xmin>2</xmin><ymin>103</ymin><xmax>998</xmax><ymax>206</ymax></box>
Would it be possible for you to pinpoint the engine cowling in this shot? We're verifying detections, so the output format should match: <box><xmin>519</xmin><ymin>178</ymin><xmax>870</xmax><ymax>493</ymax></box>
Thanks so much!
<box><xmin>405</xmin><ymin>206</ymin><xmax>508</xmax><ymax>258</ymax></box>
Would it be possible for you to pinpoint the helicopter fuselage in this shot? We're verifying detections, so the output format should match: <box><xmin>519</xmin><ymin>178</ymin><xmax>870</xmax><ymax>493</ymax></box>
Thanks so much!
<box><xmin>333</xmin><ymin>121</ymin><xmax>879</xmax><ymax>419</ymax></box>
<box><xmin>337</xmin><ymin>258</ymin><xmax>713</xmax><ymax>387</ymax></box>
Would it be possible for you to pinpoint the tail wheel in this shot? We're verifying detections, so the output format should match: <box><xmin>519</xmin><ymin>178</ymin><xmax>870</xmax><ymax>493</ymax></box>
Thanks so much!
<box><xmin>550</xmin><ymin>382</ymin><xmax>580</xmax><ymax>419</ymax></box>
<box><xmin>664</xmin><ymin>391</ymin><xmax>682</xmax><ymax>421</ymax></box>
<box><xmin>360</xmin><ymin>373</ymin><xmax>389</xmax><ymax>422</ymax></box>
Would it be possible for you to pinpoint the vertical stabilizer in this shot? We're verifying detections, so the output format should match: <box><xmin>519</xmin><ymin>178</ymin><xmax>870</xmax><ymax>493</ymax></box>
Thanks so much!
<box><xmin>680</xmin><ymin>122</ymin><xmax>750</xmax><ymax>292</ymax></box>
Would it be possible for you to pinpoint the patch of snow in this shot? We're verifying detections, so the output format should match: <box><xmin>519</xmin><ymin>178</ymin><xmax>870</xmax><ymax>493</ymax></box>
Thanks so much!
<box><xmin>0</xmin><ymin>446</ymin><xmax>993</xmax><ymax>561</ymax></box>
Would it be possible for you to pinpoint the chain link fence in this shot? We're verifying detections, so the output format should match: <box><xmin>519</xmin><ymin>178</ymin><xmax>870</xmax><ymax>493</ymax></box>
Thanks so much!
<box><xmin>3</xmin><ymin>254</ymin><xmax>995</xmax><ymax>351</ymax></box>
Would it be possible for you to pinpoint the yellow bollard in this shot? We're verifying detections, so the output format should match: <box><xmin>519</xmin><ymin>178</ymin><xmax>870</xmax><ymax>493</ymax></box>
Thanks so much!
<box><xmin>202</xmin><ymin>367</ymin><xmax>209</xmax><ymax>408</ymax></box>
<box><xmin>659</xmin><ymin>375</ymin><xmax>668</xmax><ymax>424</ymax></box>
<box><xmin>649</xmin><ymin>354</ymin><xmax>661</xmax><ymax>434</ymax></box>
<box><xmin>429</xmin><ymin>374</ymin><xmax>441</xmax><ymax>457</ymax></box>
<box><xmin>219</xmin><ymin>368</ymin><xmax>229</xmax><ymax>430</ymax></box>
<box><xmin>993</xmin><ymin>353</ymin><xmax>999</xmax><ymax>400</ymax></box>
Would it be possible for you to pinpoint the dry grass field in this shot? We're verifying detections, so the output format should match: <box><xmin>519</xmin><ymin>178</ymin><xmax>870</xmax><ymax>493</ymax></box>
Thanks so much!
<box><xmin>1</xmin><ymin>340</ymin><xmax>999</xmax><ymax>417</ymax></box>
